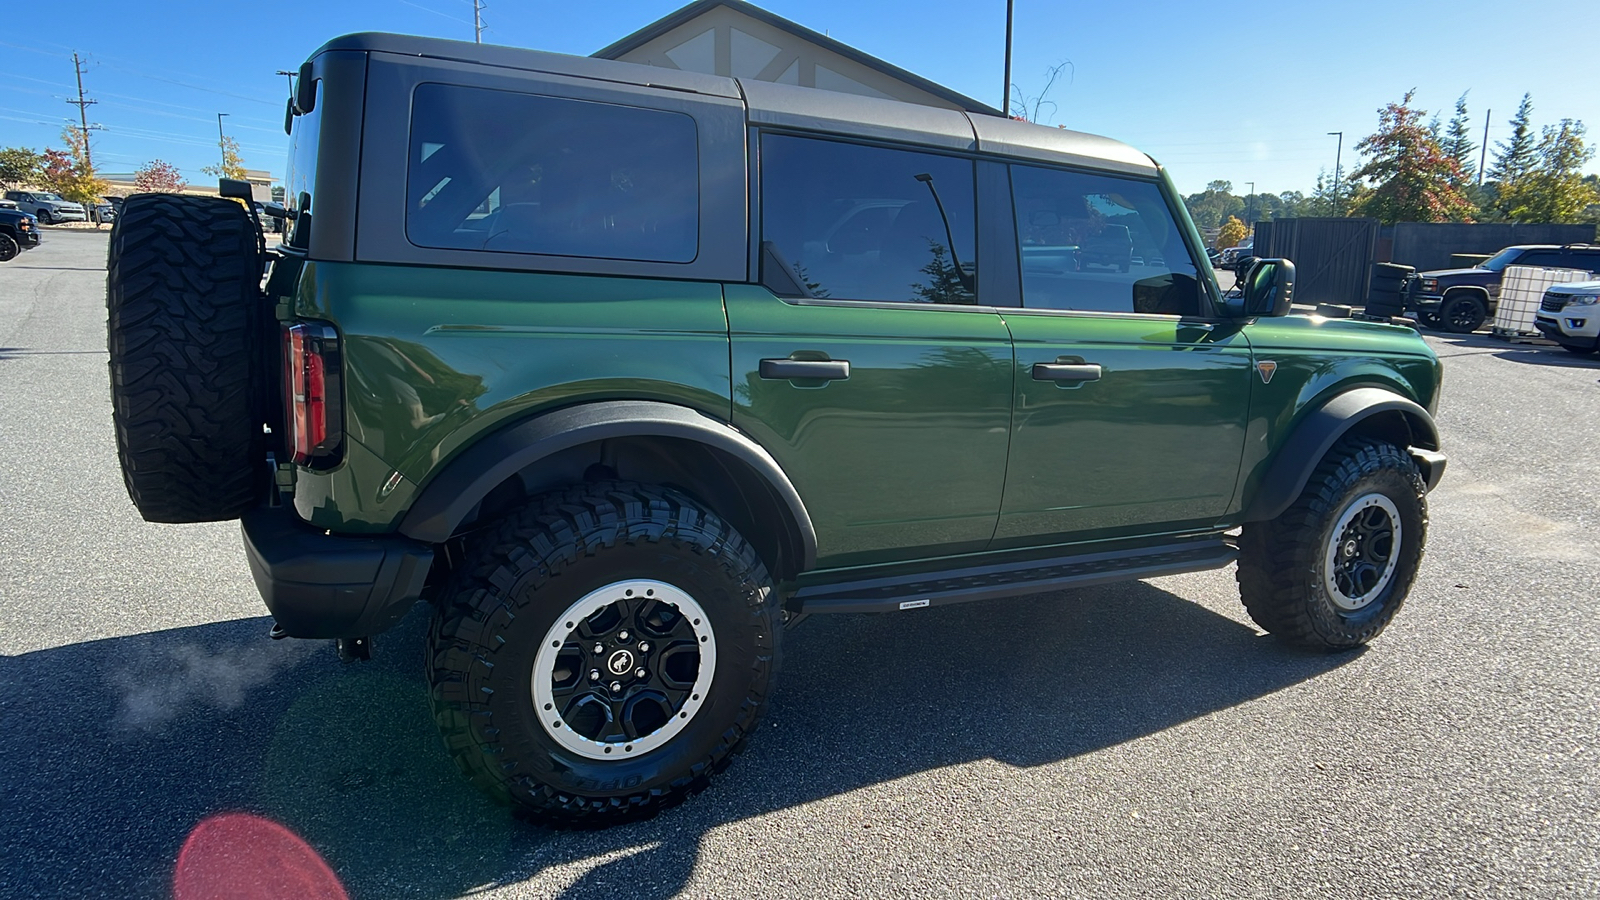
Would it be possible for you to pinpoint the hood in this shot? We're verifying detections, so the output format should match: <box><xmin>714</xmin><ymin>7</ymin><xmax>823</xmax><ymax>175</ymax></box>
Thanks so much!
<box><xmin>1545</xmin><ymin>280</ymin><xmax>1600</xmax><ymax>296</ymax></box>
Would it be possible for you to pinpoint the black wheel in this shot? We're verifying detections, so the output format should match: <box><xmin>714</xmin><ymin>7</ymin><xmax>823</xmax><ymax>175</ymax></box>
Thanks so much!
<box><xmin>427</xmin><ymin>481</ymin><xmax>780</xmax><ymax>827</ymax></box>
<box><xmin>35</xmin><ymin>209</ymin><xmax>53</xmax><ymax>225</ymax></box>
<box><xmin>106</xmin><ymin>193</ymin><xmax>266</xmax><ymax>523</ymax></box>
<box><xmin>1416</xmin><ymin>310</ymin><xmax>1443</xmax><ymax>329</ymax></box>
<box><xmin>0</xmin><ymin>233</ymin><xmax>17</xmax><ymax>262</ymax></box>
<box><xmin>1440</xmin><ymin>294</ymin><xmax>1486</xmax><ymax>333</ymax></box>
<box><xmin>1236</xmin><ymin>438</ymin><xmax>1427</xmax><ymax>650</ymax></box>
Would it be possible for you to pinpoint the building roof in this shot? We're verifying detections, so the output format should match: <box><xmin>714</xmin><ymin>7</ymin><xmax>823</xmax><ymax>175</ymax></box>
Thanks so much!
<box><xmin>592</xmin><ymin>0</ymin><xmax>1001</xmax><ymax>116</ymax></box>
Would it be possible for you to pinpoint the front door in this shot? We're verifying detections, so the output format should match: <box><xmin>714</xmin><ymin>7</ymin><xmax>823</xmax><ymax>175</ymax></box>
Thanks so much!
<box><xmin>994</xmin><ymin>163</ymin><xmax>1253</xmax><ymax>546</ymax></box>
<box><xmin>729</xmin><ymin>133</ymin><xmax>1013</xmax><ymax>568</ymax></box>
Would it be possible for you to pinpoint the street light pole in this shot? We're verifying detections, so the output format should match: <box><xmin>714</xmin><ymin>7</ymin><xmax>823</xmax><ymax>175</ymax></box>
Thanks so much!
<box><xmin>1246</xmin><ymin>181</ymin><xmax>1255</xmax><ymax>229</ymax></box>
<box><xmin>1001</xmin><ymin>0</ymin><xmax>1014</xmax><ymax>116</ymax></box>
<box><xmin>216</xmin><ymin>113</ymin><xmax>230</xmax><ymax>173</ymax></box>
<box><xmin>1327</xmin><ymin>131</ymin><xmax>1343</xmax><ymax>216</ymax></box>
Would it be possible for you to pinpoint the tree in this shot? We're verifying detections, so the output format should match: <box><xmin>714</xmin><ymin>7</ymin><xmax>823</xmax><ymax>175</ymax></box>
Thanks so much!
<box><xmin>40</xmin><ymin>128</ymin><xmax>108</xmax><ymax>208</ymax></box>
<box><xmin>1488</xmin><ymin>94</ymin><xmax>1537</xmax><ymax>185</ymax></box>
<box><xmin>1216</xmin><ymin>215</ymin><xmax>1248</xmax><ymax>250</ymax></box>
<box><xmin>202</xmin><ymin>135</ymin><xmax>247</xmax><ymax>181</ymax></box>
<box><xmin>0</xmin><ymin>147</ymin><xmax>43</xmax><ymax>189</ymax></box>
<box><xmin>1182</xmin><ymin>183</ymin><xmax>1243</xmax><ymax>231</ymax></box>
<box><xmin>1497</xmin><ymin>120</ymin><xmax>1599</xmax><ymax>223</ymax></box>
<box><xmin>1442</xmin><ymin>92</ymin><xmax>1476</xmax><ymax>187</ymax></box>
<box><xmin>134</xmin><ymin>160</ymin><xmax>188</xmax><ymax>193</ymax></box>
<box><xmin>1347</xmin><ymin>90</ymin><xmax>1475</xmax><ymax>224</ymax></box>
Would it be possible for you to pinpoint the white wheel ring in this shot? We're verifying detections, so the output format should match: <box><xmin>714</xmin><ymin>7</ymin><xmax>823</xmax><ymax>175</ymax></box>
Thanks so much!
<box><xmin>1323</xmin><ymin>493</ymin><xmax>1403</xmax><ymax>612</ymax></box>
<box><xmin>531</xmin><ymin>579</ymin><xmax>717</xmax><ymax>760</ymax></box>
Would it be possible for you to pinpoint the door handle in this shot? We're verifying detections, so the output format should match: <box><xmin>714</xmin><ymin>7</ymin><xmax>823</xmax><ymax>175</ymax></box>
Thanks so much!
<box><xmin>760</xmin><ymin>358</ymin><xmax>851</xmax><ymax>381</ymax></box>
<box><xmin>1031</xmin><ymin>362</ymin><xmax>1103</xmax><ymax>383</ymax></box>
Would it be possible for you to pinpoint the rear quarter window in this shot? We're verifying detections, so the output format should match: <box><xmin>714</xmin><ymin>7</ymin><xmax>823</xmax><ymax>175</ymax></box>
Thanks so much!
<box><xmin>405</xmin><ymin>83</ymin><xmax>699</xmax><ymax>264</ymax></box>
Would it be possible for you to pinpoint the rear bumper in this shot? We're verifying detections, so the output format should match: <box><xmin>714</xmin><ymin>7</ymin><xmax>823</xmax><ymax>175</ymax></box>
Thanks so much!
<box><xmin>241</xmin><ymin>505</ymin><xmax>434</xmax><ymax>639</ymax></box>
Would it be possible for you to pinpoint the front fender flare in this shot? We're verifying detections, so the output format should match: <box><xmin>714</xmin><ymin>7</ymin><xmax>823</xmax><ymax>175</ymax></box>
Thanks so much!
<box><xmin>1244</xmin><ymin>387</ymin><xmax>1442</xmax><ymax>523</ymax></box>
<box><xmin>396</xmin><ymin>400</ymin><xmax>818</xmax><ymax>571</ymax></box>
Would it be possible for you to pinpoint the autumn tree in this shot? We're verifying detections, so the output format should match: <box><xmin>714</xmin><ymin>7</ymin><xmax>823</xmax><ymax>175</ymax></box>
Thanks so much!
<box><xmin>1216</xmin><ymin>215</ymin><xmax>1249</xmax><ymax>250</ymax></box>
<box><xmin>134</xmin><ymin>159</ymin><xmax>187</xmax><ymax>193</ymax></box>
<box><xmin>1497</xmin><ymin>120</ymin><xmax>1599</xmax><ymax>224</ymax></box>
<box><xmin>0</xmin><ymin>147</ymin><xmax>43</xmax><ymax>189</ymax></box>
<box><xmin>202</xmin><ymin>135</ymin><xmax>247</xmax><ymax>181</ymax></box>
<box><xmin>40</xmin><ymin>128</ymin><xmax>108</xmax><ymax>208</ymax></box>
<box><xmin>1347</xmin><ymin>90</ymin><xmax>1475</xmax><ymax>224</ymax></box>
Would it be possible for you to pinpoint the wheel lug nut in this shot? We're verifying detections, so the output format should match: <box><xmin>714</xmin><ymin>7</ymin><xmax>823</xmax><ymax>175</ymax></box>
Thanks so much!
<box><xmin>593</xmin><ymin>643</ymin><xmax>603</xmax><ymax>654</ymax></box>
<box><xmin>638</xmin><ymin>641</ymin><xmax>650</xmax><ymax>652</ymax></box>
<box><xmin>635</xmin><ymin>668</ymin><xmax>647</xmax><ymax>678</ymax></box>
<box><xmin>590</xmin><ymin>669</ymin><xmax>600</xmax><ymax>681</ymax></box>
<box><xmin>619</xmin><ymin>630</ymin><xmax>630</xmax><ymax>641</ymax></box>
<box><xmin>610</xmin><ymin>681</ymin><xmax>622</xmax><ymax>692</ymax></box>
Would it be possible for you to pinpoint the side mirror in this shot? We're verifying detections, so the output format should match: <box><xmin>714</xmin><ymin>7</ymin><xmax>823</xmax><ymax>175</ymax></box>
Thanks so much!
<box><xmin>1226</xmin><ymin>258</ymin><xmax>1295</xmax><ymax>317</ymax></box>
<box><xmin>294</xmin><ymin>62</ymin><xmax>317</xmax><ymax>115</ymax></box>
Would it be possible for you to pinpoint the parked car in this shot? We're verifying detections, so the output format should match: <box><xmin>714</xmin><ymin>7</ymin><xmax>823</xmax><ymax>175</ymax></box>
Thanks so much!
<box><xmin>2</xmin><ymin>190</ymin><xmax>87</xmax><ymax>224</ymax></box>
<box><xmin>1076</xmin><ymin>223</ymin><xmax>1133</xmax><ymax>272</ymax></box>
<box><xmin>1406</xmin><ymin>243</ymin><xmax>1600</xmax><ymax>333</ymax></box>
<box><xmin>90</xmin><ymin>199</ymin><xmax>116</xmax><ymax>224</ymax></box>
<box><xmin>1533</xmin><ymin>281</ymin><xmax>1600</xmax><ymax>354</ymax></box>
<box><xmin>104</xmin><ymin>32</ymin><xmax>1447</xmax><ymax>828</ymax></box>
<box><xmin>1220</xmin><ymin>242</ymin><xmax>1253</xmax><ymax>269</ymax></box>
<box><xmin>0</xmin><ymin>206</ymin><xmax>42</xmax><ymax>261</ymax></box>
<box><xmin>1206</xmin><ymin>246</ymin><xmax>1222</xmax><ymax>266</ymax></box>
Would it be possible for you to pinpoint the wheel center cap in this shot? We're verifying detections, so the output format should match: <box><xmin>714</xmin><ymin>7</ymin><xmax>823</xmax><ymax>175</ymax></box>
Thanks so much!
<box><xmin>606</xmin><ymin>649</ymin><xmax>636</xmax><ymax>677</ymax></box>
<box><xmin>1343</xmin><ymin>540</ymin><xmax>1358</xmax><ymax>559</ymax></box>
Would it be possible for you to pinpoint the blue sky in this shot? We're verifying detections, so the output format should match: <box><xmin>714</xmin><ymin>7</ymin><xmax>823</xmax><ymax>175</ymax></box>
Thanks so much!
<box><xmin>6</xmin><ymin>0</ymin><xmax>1598</xmax><ymax>196</ymax></box>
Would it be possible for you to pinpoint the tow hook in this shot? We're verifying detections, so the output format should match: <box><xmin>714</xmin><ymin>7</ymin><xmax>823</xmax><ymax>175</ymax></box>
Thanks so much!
<box><xmin>336</xmin><ymin>636</ymin><xmax>374</xmax><ymax>663</ymax></box>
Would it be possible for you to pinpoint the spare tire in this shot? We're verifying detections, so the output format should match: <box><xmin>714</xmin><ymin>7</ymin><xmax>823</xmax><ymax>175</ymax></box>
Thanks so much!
<box><xmin>107</xmin><ymin>193</ymin><xmax>266</xmax><ymax>523</ymax></box>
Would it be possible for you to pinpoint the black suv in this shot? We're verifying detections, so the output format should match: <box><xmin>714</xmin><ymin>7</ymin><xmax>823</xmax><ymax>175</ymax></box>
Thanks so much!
<box><xmin>0</xmin><ymin>207</ymin><xmax>41</xmax><ymax>261</ymax></box>
<box><xmin>1407</xmin><ymin>244</ymin><xmax>1600</xmax><ymax>333</ymax></box>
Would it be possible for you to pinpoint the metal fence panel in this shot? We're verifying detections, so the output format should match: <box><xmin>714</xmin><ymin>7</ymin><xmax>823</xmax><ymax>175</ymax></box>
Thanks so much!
<box><xmin>1390</xmin><ymin>223</ymin><xmax>1596</xmax><ymax>272</ymax></box>
<box><xmin>1252</xmin><ymin>217</ymin><xmax>1378</xmax><ymax>307</ymax></box>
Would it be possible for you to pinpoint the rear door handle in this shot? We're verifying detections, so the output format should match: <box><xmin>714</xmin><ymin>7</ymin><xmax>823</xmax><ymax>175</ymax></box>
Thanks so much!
<box><xmin>1031</xmin><ymin>362</ymin><xmax>1103</xmax><ymax>383</ymax></box>
<box><xmin>760</xmin><ymin>358</ymin><xmax>851</xmax><ymax>381</ymax></box>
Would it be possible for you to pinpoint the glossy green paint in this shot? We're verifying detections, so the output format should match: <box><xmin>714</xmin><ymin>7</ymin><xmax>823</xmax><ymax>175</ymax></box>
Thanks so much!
<box><xmin>995</xmin><ymin>311</ymin><xmax>1254</xmax><ymax>546</ymax></box>
<box><xmin>725</xmin><ymin>285</ymin><xmax>1013</xmax><ymax>568</ymax></box>
<box><xmin>289</xmin><ymin>260</ymin><xmax>731</xmax><ymax>531</ymax></box>
<box><xmin>1227</xmin><ymin>314</ymin><xmax>1443</xmax><ymax>521</ymax></box>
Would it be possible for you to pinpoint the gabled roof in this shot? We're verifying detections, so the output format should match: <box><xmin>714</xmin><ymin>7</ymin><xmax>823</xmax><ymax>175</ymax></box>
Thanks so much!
<box><xmin>593</xmin><ymin>0</ymin><xmax>1001</xmax><ymax>116</ymax></box>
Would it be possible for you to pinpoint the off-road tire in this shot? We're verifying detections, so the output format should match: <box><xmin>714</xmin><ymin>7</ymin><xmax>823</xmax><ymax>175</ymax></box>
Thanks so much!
<box><xmin>426</xmin><ymin>481</ymin><xmax>780</xmax><ymax>828</ymax></box>
<box><xmin>0</xmin><ymin>233</ymin><xmax>18</xmax><ymax>262</ymax></box>
<box><xmin>106</xmin><ymin>193</ymin><xmax>264</xmax><ymax>523</ymax></box>
<box><xmin>1236</xmin><ymin>438</ymin><xmax>1427</xmax><ymax>651</ymax></box>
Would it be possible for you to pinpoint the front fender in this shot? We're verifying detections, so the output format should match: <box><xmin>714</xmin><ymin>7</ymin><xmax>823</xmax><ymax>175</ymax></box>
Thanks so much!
<box><xmin>1243</xmin><ymin>387</ymin><xmax>1442</xmax><ymax>522</ymax></box>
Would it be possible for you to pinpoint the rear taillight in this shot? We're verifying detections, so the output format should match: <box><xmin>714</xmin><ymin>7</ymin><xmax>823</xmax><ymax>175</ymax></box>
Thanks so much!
<box><xmin>284</xmin><ymin>322</ymin><xmax>342</xmax><ymax>467</ymax></box>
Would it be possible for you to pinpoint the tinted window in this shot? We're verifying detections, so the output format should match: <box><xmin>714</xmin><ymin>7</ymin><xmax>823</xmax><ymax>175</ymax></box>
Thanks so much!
<box><xmin>761</xmin><ymin>134</ymin><xmax>976</xmax><ymax>304</ymax></box>
<box><xmin>406</xmin><ymin>83</ymin><xmax>698</xmax><ymax>263</ymax></box>
<box><xmin>1515</xmin><ymin>251</ymin><xmax>1565</xmax><ymax>269</ymax></box>
<box><xmin>1010</xmin><ymin>165</ymin><xmax>1202</xmax><ymax>315</ymax></box>
<box><xmin>1571</xmin><ymin>249</ymin><xmax>1600</xmax><ymax>271</ymax></box>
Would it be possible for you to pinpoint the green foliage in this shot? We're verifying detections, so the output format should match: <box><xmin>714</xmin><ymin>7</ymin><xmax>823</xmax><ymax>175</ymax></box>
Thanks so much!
<box><xmin>1182</xmin><ymin>184</ymin><xmax>1244</xmax><ymax>231</ymax></box>
<box><xmin>0</xmin><ymin>146</ymin><xmax>43</xmax><ymax>189</ymax></box>
<box><xmin>1348</xmin><ymin>90</ymin><xmax>1475</xmax><ymax>225</ymax></box>
<box><xmin>40</xmin><ymin>128</ymin><xmax>108</xmax><ymax>206</ymax></box>
<box><xmin>202</xmin><ymin>136</ymin><xmax>248</xmax><ymax>181</ymax></box>
<box><xmin>1442</xmin><ymin>92</ymin><xmax>1476</xmax><ymax>187</ymax></box>
<box><xmin>1488</xmin><ymin>94</ymin><xmax>1537</xmax><ymax>185</ymax></box>
<box><xmin>134</xmin><ymin>160</ymin><xmax>188</xmax><ymax>193</ymax></box>
<box><xmin>1496</xmin><ymin>120</ymin><xmax>1599</xmax><ymax>224</ymax></box>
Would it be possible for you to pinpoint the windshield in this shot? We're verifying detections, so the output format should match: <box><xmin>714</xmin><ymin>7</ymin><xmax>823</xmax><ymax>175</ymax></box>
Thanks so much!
<box><xmin>37</xmin><ymin>193</ymin><xmax>64</xmax><ymax>202</ymax></box>
<box><xmin>1479</xmin><ymin>247</ymin><xmax>1523</xmax><ymax>272</ymax></box>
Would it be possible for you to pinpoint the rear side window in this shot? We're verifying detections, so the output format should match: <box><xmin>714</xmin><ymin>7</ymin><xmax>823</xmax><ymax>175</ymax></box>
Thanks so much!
<box><xmin>760</xmin><ymin>133</ymin><xmax>977</xmax><ymax>304</ymax></box>
<box><xmin>406</xmin><ymin>83</ymin><xmax>699</xmax><ymax>263</ymax></box>
<box><xmin>1010</xmin><ymin>165</ymin><xmax>1202</xmax><ymax>316</ymax></box>
<box><xmin>1514</xmin><ymin>251</ymin><xmax>1565</xmax><ymax>268</ymax></box>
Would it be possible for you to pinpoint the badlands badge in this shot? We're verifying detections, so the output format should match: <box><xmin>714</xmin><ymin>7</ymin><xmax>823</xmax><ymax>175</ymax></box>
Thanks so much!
<box><xmin>1256</xmin><ymin>361</ymin><xmax>1278</xmax><ymax>384</ymax></box>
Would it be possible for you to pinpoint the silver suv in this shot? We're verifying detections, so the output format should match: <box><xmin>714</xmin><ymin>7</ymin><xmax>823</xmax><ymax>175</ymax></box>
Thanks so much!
<box><xmin>2</xmin><ymin>190</ymin><xmax>86</xmax><ymax>224</ymax></box>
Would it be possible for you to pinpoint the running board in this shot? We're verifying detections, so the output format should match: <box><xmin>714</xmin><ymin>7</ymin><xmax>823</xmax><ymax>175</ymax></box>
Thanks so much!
<box><xmin>793</xmin><ymin>539</ymin><xmax>1237</xmax><ymax>615</ymax></box>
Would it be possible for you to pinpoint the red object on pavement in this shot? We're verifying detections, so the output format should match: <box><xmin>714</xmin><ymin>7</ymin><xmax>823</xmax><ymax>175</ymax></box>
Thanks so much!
<box><xmin>173</xmin><ymin>812</ymin><xmax>348</xmax><ymax>900</ymax></box>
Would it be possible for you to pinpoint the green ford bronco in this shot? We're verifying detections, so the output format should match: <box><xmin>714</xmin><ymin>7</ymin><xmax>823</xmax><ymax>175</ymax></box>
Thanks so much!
<box><xmin>105</xmin><ymin>33</ymin><xmax>1445</xmax><ymax>826</ymax></box>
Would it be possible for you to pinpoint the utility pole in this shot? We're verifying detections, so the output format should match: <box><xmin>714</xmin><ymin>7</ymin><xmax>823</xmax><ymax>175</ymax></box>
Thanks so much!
<box><xmin>1246</xmin><ymin>181</ymin><xmax>1255</xmax><ymax>229</ymax></box>
<box><xmin>474</xmin><ymin>0</ymin><xmax>485</xmax><ymax>43</ymax></box>
<box><xmin>1001</xmin><ymin>0</ymin><xmax>1014</xmax><ymax>116</ymax></box>
<box><xmin>1478</xmin><ymin>108</ymin><xmax>1491</xmax><ymax>186</ymax></box>
<box><xmin>1327</xmin><ymin>131</ymin><xmax>1343</xmax><ymax>216</ymax></box>
<box><xmin>67</xmin><ymin>51</ymin><xmax>98</xmax><ymax>172</ymax></box>
<box><xmin>216</xmin><ymin>113</ymin><xmax>230</xmax><ymax>173</ymax></box>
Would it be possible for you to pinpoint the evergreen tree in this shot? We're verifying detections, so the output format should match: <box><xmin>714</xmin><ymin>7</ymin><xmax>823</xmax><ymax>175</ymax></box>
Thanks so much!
<box><xmin>1498</xmin><ymin>120</ymin><xmax>1599</xmax><ymax>223</ymax></box>
<box><xmin>1488</xmin><ymin>94</ymin><xmax>1537</xmax><ymax>184</ymax></box>
<box><xmin>1348</xmin><ymin>90</ymin><xmax>1475</xmax><ymax>224</ymax></box>
<box><xmin>1442</xmin><ymin>92</ymin><xmax>1476</xmax><ymax>187</ymax></box>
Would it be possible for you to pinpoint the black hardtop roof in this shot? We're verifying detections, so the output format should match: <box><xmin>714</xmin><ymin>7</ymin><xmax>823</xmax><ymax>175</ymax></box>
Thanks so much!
<box><xmin>310</xmin><ymin>32</ymin><xmax>1156</xmax><ymax>176</ymax></box>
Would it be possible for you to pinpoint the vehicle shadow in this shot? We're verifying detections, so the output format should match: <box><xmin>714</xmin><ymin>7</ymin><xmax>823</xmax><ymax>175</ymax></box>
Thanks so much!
<box><xmin>0</xmin><ymin>580</ymin><xmax>1350</xmax><ymax>899</ymax></box>
<box><xmin>1428</xmin><ymin>331</ymin><xmax>1600</xmax><ymax>367</ymax></box>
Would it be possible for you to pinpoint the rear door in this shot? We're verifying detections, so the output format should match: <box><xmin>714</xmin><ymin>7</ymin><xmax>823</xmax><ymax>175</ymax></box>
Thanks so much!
<box><xmin>727</xmin><ymin>133</ymin><xmax>1013</xmax><ymax>569</ymax></box>
<box><xmin>993</xmin><ymin>164</ymin><xmax>1254</xmax><ymax>547</ymax></box>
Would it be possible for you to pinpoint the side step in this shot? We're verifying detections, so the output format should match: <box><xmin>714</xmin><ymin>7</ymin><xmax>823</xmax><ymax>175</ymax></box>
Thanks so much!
<box><xmin>793</xmin><ymin>539</ymin><xmax>1237</xmax><ymax>615</ymax></box>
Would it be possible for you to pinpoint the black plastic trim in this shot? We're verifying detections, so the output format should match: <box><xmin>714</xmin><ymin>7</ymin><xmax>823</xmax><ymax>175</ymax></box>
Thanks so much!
<box><xmin>396</xmin><ymin>400</ymin><xmax>818</xmax><ymax>570</ymax></box>
<box><xmin>1244</xmin><ymin>387</ymin><xmax>1442</xmax><ymax>523</ymax></box>
<box><xmin>241</xmin><ymin>505</ymin><xmax>433</xmax><ymax>639</ymax></box>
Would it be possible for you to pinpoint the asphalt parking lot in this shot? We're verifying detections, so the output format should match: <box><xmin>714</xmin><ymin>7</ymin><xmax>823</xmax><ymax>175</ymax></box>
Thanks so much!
<box><xmin>2</xmin><ymin>230</ymin><xmax>1597</xmax><ymax>899</ymax></box>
